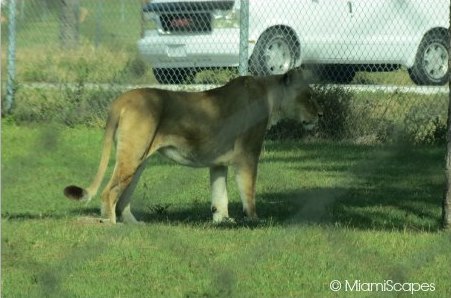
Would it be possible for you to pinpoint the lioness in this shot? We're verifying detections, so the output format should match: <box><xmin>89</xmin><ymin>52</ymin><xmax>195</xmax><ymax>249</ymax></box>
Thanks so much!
<box><xmin>64</xmin><ymin>68</ymin><xmax>322</xmax><ymax>224</ymax></box>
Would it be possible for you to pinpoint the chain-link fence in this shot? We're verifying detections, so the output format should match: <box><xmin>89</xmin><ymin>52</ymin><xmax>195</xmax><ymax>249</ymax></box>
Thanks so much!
<box><xmin>1</xmin><ymin>0</ymin><xmax>449</xmax><ymax>143</ymax></box>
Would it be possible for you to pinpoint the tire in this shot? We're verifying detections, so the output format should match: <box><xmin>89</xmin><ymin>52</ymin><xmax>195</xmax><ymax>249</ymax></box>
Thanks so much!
<box><xmin>250</xmin><ymin>29</ymin><xmax>298</xmax><ymax>76</ymax></box>
<box><xmin>152</xmin><ymin>68</ymin><xmax>197</xmax><ymax>84</ymax></box>
<box><xmin>408</xmin><ymin>31</ymin><xmax>449</xmax><ymax>86</ymax></box>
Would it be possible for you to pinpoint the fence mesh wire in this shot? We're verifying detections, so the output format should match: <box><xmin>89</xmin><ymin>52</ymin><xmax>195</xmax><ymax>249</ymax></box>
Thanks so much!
<box><xmin>1</xmin><ymin>0</ymin><xmax>449</xmax><ymax>144</ymax></box>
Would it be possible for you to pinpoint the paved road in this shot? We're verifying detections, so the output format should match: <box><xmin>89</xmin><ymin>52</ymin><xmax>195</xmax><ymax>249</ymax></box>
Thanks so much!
<box><xmin>23</xmin><ymin>82</ymin><xmax>449</xmax><ymax>95</ymax></box>
<box><xmin>327</xmin><ymin>84</ymin><xmax>448</xmax><ymax>95</ymax></box>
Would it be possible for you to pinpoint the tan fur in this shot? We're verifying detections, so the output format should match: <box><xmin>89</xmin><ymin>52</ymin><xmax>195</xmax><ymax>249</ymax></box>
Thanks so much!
<box><xmin>64</xmin><ymin>68</ymin><xmax>322</xmax><ymax>224</ymax></box>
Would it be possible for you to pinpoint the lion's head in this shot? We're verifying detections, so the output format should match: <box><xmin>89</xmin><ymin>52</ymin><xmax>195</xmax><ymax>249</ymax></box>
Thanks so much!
<box><xmin>276</xmin><ymin>68</ymin><xmax>323</xmax><ymax>129</ymax></box>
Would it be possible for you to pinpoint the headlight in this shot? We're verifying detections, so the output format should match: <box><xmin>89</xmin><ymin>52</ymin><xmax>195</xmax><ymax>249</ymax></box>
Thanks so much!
<box><xmin>211</xmin><ymin>5</ymin><xmax>240</xmax><ymax>29</ymax></box>
<box><xmin>142</xmin><ymin>11</ymin><xmax>158</xmax><ymax>31</ymax></box>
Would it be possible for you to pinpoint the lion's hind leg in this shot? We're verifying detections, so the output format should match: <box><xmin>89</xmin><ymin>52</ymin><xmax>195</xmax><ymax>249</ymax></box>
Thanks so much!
<box><xmin>100</xmin><ymin>160</ymin><xmax>142</xmax><ymax>224</ymax></box>
<box><xmin>100</xmin><ymin>108</ymin><xmax>158</xmax><ymax>224</ymax></box>
<box><xmin>116</xmin><ymin>161</ymin><xmax>148</xmax><ymax>224</ymax></box>
<box><xmin>101</xmin><ymin>144</ymin><xmax>152</xmax><ymax>224</ymax></box>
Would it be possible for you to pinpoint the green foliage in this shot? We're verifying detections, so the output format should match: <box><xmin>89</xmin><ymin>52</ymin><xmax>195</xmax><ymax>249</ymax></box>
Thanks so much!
<box><xmin>266</xmin><ymin>86</ymin><xmax>357</xmax><ymax>140</ymax></box>
<box><xmin>403</xmin><ymin>107</ymin><xmax>447</xmax><ymax>145</ymax></box>
<box><xmin>122</xmin><ymin>56</ymin><xmax>148</xmax><ymax>79</ymax></box>
<box><xmin>266</xmin><ymin>119</ymin><xmax>306</xmax><ymax>140</ymax></box>
<box><xmin>266</xmin><ymin>86</ymin><xmax>395</xmax><ymax>143</ymax></box>
<box><xmin>194</xmin><ymin>68</ymin><xmax>239</xmax><ymax>84</ymax></box>
<box><xmin>12</xmin><ymin>84</ymin><xmax>120</xmax><ymax>127</ymax></box>
<box><xmin>8</xmin><ymin>84</ymin><xmax>447</xmax><ymax>145</ymax></box>
<box><xmin>315</xmin><ymin>86</ymin><xmax>354</xmax><ymax>140</ymax></box>
<box><xmin>9</xmin><ymin>44</ymin><xmax>153</xmax><ymax>84</ymax></box>
<box><xmin>353</xmin><ymin>69</ymin><xmax>413</xmax><ymax>86</ymax></box>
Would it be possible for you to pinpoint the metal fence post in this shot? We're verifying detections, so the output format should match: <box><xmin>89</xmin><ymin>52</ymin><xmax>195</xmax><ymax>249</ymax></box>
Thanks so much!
<box><xmin>442</xmin><ymin>0</ymin><xmax>451</xmax><ymax>229</ymax></box>
<box><xmin>5</xmin><ymin>0</ymin><xmax>17</xmax><ymax>113</ymax></box>
<box><xmin>238</xmin><ymin>0</ymin><xmax>249</xmax><ymax>76</ymax></box>
<box><xmin>95</xmin><ymin>0</ymin><xmax>103</xmax><ymax>47</ymax></box>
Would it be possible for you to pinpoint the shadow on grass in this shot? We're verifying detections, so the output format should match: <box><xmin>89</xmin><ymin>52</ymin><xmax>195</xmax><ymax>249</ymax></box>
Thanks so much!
<box><xmin>124</xmin><ymin>185</ymin><xmax>441</xmax><ymax>232</ymax></box>
<box><xmin>3</xmin><ymin>186</ymin><xmax>442</xmax><ymax>232</ymax></box>
<box><xmin>136</xmin><ymin>143</ymin><xmax>444</xmax><ymax>231</ymax></box>
<box><xmin>2</xmin><ymin>208</ymin><xmax>101</xmax><ymax>221</ymax></box>
<box><xmin>3</xmin><ymin>143</ymin><xmax>444</xmax><ymax>232</ymax></box>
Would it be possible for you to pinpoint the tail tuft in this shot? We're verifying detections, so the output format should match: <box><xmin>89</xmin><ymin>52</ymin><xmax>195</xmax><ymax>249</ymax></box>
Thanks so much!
<box><xmin>64</xmin><ymin>185</ymin><xmax>89</xmax><ymax>201</ymax></box>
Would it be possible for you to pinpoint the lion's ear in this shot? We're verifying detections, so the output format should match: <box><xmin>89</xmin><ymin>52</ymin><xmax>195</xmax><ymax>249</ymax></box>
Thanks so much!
<box><xmin>283</xmin><ymin>68</ymin><xmax>303</xmax><ymax>86</ymax></box>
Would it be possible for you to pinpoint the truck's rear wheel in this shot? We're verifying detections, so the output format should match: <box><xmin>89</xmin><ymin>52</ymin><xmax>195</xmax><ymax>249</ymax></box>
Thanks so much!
<box><xmin>408</xmin><ymin>31</ymin><xmax>449</xmax><ymax>86</ymax></box>
<box><xmin>250</xmin><ymin>29</ymin><xmax>298</xmax><ymax>76</ymax></box>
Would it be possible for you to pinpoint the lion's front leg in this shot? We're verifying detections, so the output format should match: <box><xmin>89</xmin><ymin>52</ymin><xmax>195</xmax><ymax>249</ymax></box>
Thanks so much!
<box><xmin>209</xmin><ymin>165</ymin><xmax>231</xmax><ymax>223</ymax></box>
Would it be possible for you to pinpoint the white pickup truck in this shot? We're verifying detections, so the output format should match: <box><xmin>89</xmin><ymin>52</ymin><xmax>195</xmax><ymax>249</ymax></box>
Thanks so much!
<box><xmin>138</xmin><ymin>0</ymin><xmax>449</xmax><ymax>85</ymax></box>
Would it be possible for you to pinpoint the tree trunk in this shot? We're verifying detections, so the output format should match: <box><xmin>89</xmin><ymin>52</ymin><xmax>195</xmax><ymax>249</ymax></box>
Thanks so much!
<box><xmin>59</xmin><ymin>0</ymin><xmax>80</xmax><ymax>49</ymax></box>
<box><xmin>443</xmin><ymin>1</ymin><xmax>451</xmax><ymax>229</ymax></box>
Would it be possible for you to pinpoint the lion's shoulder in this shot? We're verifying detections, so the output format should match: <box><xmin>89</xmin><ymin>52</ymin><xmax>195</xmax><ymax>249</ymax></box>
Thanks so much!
<box><xmin>210</xmin><ymin>75</ymin><xmax>266</xmax><ymax>100</ymax></box>
<box><xmin>226</xmin><ymin>75</ymin><xmax>260</xmax><ymax>88</ymax></box>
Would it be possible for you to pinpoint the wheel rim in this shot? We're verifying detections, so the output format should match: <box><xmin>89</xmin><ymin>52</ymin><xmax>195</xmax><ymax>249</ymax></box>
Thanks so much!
<box><xmin>263</xmin><ymin>36</ymin><xmax>292</xmax><ymax>74</ymax></box>
<box><xmin>422</xmin><ymin>42</ymin><xmax>448</xmax><ymax>80</ymax></box>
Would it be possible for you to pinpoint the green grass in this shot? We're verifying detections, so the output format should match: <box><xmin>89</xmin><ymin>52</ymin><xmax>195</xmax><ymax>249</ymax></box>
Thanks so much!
<box><xmin>2</xmin><ymin>122</ymin><xmax>451</xmax><ymax>297</ymax></box>
<box><xmin>1</xmin><ymin>0</ymin><xmax>152</xmax><ymax>86</ymax></box>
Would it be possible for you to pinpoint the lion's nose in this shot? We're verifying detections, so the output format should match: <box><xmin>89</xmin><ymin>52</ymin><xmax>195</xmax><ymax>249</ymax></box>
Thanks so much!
<box><xmin>318</xmin><ymin>111</ymin><xmax>324</xmax><ymax>118</ymax></box>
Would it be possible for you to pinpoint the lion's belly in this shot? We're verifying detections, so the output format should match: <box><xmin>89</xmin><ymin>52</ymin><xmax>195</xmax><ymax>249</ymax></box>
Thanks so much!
<box><xmin>158</xmin><ymin>146</ymin><xmax>235</xmax><ymax>167</ymax></box>
<box><xmin>158</xmin><ymin>147</ymin><xmax>200</xmax><ymax>166</ymax></box>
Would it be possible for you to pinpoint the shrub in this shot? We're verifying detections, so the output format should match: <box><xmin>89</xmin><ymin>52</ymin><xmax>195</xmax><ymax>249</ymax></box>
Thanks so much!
<box><xmin>403</xmin><ymin>108</ymin><xmax>447</xmax><ymax>145</ymax></box>
<box><xmin>266</xmin><ymin>119</ymin><xmax>307</xmax><ymax>140</ymax></box>
<box><xmin>194</xmin><ymin>68</ymin><xmax>238</xmax><ymax>84</ymax></box>
<box><xmin>267</xmin><ymin>86</ymin><xmax>401</xmax><ymax>144</ymax></box>
<box><xmin>12</xmin><ymin>84</ymin><xmax>120</xmax><ymax>127</ymax></box>
<box><xmin>266</xmin><ymin>86</ymin><xmax>354</xmax><ymax>140</ymax></box>
<box><xmin>315</xmin><ymin>86</ymin><xmax>353</xmax><ymax>140</ymax></box>
<box><xmin>6</xmin><ymin>82</ymin><xmax>447</xmax><ymax>146</ymax></box>
<box><xmin>13</xmin><ymin>43</ymin><xmax>143</xmax><ymax>84</ymax></box>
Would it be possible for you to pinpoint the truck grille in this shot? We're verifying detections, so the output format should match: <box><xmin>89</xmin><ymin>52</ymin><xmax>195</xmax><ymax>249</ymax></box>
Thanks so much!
<box><xmin>143</xmin><ymin>1</ymin><xmax>234</xmax><ymax>34</ymax></box>
<box><xmin>160</xmin><ymin>13</ymin><xmax>212</xmax><ymax>33</ymax></box>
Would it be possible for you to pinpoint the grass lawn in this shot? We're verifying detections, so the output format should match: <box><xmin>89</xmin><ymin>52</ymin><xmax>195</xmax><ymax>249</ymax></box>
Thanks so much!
<box><xmin>2</xmin><ymin>123</ymin><xmax>451</xmax><ymax>297</ymax></box>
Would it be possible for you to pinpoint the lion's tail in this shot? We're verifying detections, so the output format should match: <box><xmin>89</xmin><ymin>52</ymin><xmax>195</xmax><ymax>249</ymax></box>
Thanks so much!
<box><xmin>64</xmin><ymin>107</ymin><xmax>119</xmax><ymax>203</ymax></box>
